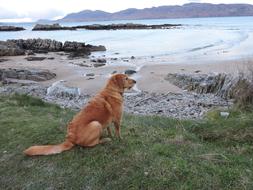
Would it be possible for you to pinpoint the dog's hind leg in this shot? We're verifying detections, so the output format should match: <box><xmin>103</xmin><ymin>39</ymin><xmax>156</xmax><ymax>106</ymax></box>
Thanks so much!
<box><xmin>76</xmin><ymin>121</ymin><xmax>102</xmax><ymax>147</ymax></box>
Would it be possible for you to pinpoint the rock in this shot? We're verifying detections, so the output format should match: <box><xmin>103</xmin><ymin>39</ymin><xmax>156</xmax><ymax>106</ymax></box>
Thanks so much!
<box><xmin>33</xmin><ymin>50</ymin><xmax>48</xmax><ymax>54</ymax></box>
<box><xmin>125</xmin><ymin>70</ymin><xmax>137</xmax><ymax>75</ymax></box>
<box><xmin>91</xmin><ymin>58</ymin><xmax>106</xmax><ymax>63</ymax></box>
<box><xmin>3</xmin><ymin>78</ymin><xmax>38</xmax><ymax>85</ymax></box>
<box><xmin>25</xmin><ymin>56</ymin><xmax>47</xmax><ymax>61</ymax></box>
<box><xmin>32</xmin><ymin>23</ymin><xmax>75</xmax><ymax>31</ymax></box>
<box><xmin>0</xmin><ymin>68</ymin><xmax>56</xmax><ymax>81</ymax></box>
<box><xmin>47</xmin><ymin>57</ymin><xmax>55</xmax><ymax>60</ymax></box>
<box><xmin>8</xmin><ymin>39</ymin><xmax>63</xmax><ymax>52</ymax></box>
<box><xmin>93</xmin><ymin>63</ymin><xmax>106</xmax><ymax>67</ymax></box>
<box><xmin>46</xmin><ymin>80</ymin><xmax>80</xmax><ymax>98</ymax></box>
<box><xmin>0</xmin><ymin>59</ymin><xmax>8</xmax><ymax>62</ymax></box>
<box><xmin>26</xmin><ymin>50</ymin><xmax>35</xmax><ymax>55</ymax></box>
<box><xmin>1</xmin><ymin>39</ymin><xmax>106</xmax><ymax>57</ymax></box>
<box><xmin>63</xmin><ymin>41</ymin><xmax>89</xmax><ymax>53</ymax></box>
<box><xmin>111</xmin><ymin>58</ymin><xmax>118</xmax><ymax>60</ymax></box>
<box><xmin>0</xmin><ymin>41</ymin><xmax>25</xmax><ymax>56</ymax></box>
<box><xmin>67</xmin><ymin>52</ymin><xmax>89</xmax><ymax>59</ymax></box>
<box><xmin>165</xmin><ymin>73</ymin><xmax>247</xmax><ymax>99</ymax></box>
<box><xmin>63</xmin><ymin>41</ymin><xmax>106</xmax><ymax>55</ymax></box>
<box><xmin>0</xmin><ymin>26</ymin><xmax>25</xmax><ymax>31</ymax></box>
<box><xmin>86</xmin><ymin>73</ymin><xmax>95</xmax><ymax>77</ymax></box>
<box><xmin>85</xmin><ymin>44</ymin><xmax>106</xmax><ymax>52</ymax></box>
<box><xmin>131</xmin><ymin>56</ymin><xmax>135</xmax><ymax>59</ymax></box>
<box><xmin>220</xmin><ymin>112</ymin><xmax>229</xmax><ymax>117</ymax></box>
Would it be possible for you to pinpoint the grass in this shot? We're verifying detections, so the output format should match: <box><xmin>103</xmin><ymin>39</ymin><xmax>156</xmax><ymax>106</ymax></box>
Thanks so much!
<box><xmin>0</xmin><ymin>94</ymin><xmax>253</xmax><ymax>190</ymax></box>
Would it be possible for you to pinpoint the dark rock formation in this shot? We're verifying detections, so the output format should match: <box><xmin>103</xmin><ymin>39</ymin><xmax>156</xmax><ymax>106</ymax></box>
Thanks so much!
<box><xmin>0</xmin><ymin>41</ymin><xmax>25</xmax><ymax>56</ymax></box>
<box><xmin>93</xmin><ymin>63</ymin><xmax>106</xmax><ymax>67</ymax></box>
<box><xmin>165</xmin><ymin>73</ymin><xmax>247</xmax><ymax>99</ymax></box>
<box><xmin>25</xmin><ymin>57</ymin><xmax>47</xmax><ymax>61</ymax></box>
<box><xmin>8</xmin><ymin>39</ymin><xmax>63</xmax><ymax>52</ymax></box>
<box><xmin>0</xmin><ymin>39</ymin><xmax>106</xmax><ymax>57</ymax></box>
<box><xmin>91</xmin><ymin>58</ymin><xmax>106</xmax><ymax>63</ymax></box>
<box><xmin>74</xmin><ymin>23</ymin><xmax>181</xmax><ymax>30</ymax></box>
<box><xmin>32</xmin><ymin>23</ymin><xmax>75</xmax><ymax>31</ymax></box>
<box><xmin>0</xmin><ymin>26</ymin><xmax>25</xmax><ymax>31</ymax></box>
<box><xmin>0</xmin><ymin>68</ymin><xmax>56</xmax><ymax>82</ymax></box>
<box><xmin>125</xmin><ymin>70</ymin><xmax>137</xmax><ymax>75</ymax></box>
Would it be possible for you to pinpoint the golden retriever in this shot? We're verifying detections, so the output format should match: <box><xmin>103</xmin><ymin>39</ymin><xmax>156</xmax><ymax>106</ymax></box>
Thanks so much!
<box><xmin>24</xmin><ymin>74</ymin><xmax>136</xmax><ymax>156</ymax></box>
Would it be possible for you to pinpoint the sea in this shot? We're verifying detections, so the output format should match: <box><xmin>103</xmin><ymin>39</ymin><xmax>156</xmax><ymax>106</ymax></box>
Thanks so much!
<box><xmin>1</xmin><ymin>16</ymin><xmax>253</xmax><ymax>64</ymax></box>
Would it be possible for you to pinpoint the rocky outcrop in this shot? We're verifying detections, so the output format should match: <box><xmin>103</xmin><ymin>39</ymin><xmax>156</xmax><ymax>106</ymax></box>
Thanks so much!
<box><xmin>32</xmin><ymin>23</ymin><xmax>75</xmax><ymax>31</ymax></box>
<box><xmin>165</xmin><ymin>73</ymin><xmax>246</xmax><ymax>99</ymax></box>
<box><xmin>0</xmin><ymin>41</ymin><xmax>25</xmax><ymax>56</ymax></box>
<box><xmin>0</xmin><ymin>39</ymin><xmax>106</xmax><ymax>57</ymax></box>
<box><xmin>0</xmin><ymin>26</ymin><xmax>25</xmax><ymax>31</ymax></box>
<box><xmin>8</xmin><ymin>39</ymin><xmax>63</xmax><ymax>52</ymax></box>
<box><xmin>0</xmin><ymin>68</ymin><xmax>56</xmax><ymax>82</ymax></box>
<box><xmin>74</xmin><ymin>23</ymin><xmax>182</xmax><ymax>30</ymax></box>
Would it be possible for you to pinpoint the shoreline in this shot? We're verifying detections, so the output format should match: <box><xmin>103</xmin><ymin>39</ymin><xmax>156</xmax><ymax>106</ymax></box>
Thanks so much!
<box><xmin>0</xmin><ymin>51</ymin><xmax>251</xmax><ymax>119</ymax></box>
<box><xmin>0</xmin><ymin>52</ymin><xmax>252</xmax><ymax>95</ymax></box>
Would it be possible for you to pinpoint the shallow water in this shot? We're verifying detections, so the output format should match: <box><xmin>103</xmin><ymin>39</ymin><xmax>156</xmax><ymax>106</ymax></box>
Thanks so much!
<box><xmin>1</xmin><ymin>16</ymin><xmax>253</xmax><ymax>63</ymax></box>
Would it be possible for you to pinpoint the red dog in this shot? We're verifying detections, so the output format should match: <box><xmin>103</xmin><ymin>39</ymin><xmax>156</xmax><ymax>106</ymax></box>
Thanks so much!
<box><xmin>24</xmin><ymin>74</ymin><xmax>136</xmax><ymax>156</ymax></box>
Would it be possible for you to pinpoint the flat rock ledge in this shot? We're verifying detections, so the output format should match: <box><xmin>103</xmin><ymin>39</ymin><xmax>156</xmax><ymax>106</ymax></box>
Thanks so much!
<box><xmin>0</xmin><ymin>83</ymin><xmax>231</xmax><ymax>119</ymax></box>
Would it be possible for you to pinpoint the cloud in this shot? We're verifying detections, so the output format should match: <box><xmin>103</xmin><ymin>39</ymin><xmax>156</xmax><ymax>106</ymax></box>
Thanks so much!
<box><xmin>0</xmin><ymin>6</ymin><xmax>64</xmax><ymax>22</ymax></box>
<box><xmin>0</xmin><ymin>7</ymin><xmax>19</xmax><ymax>19</ymax></box>
<box><xmin>188</xmin><ymin>0</ymin><xmax>201</xmax><ymax>2</ymax></box>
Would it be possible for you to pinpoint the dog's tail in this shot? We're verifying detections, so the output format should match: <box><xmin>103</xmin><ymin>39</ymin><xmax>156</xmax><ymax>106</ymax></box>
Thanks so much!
<box><xmin>23</xmin><ymin>140</ymin><xmax>74</xmax><ymax>156</ymax></box>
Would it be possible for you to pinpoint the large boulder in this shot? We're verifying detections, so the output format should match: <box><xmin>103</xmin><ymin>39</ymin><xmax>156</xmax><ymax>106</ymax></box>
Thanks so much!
<box><xmin>46</xmin><ymin>80</ymin><xmax>80</xmax><ymax>98</ymax></box>
<box><xmin>0</xmin><ymin>41</ymin><xmax>25</xmax><ymax>56</ymax></box>
<box><xmin>0</xmin><ymin>68</ymin><xmax>56</xmax><ymax>82</ymax></box>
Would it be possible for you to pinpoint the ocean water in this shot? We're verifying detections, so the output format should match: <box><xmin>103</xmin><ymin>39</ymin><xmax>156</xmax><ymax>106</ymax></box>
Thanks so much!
<box><xmin>1</xmin><ymin>16</ymin><xmax>253</xmax><ymax>64</ymax></box>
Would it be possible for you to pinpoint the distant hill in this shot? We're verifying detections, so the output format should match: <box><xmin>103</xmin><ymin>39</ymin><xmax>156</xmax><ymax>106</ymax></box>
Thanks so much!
<box><xmin>59</xmin><ymin>3</ymin><xmax>253</xmax><ymax>22</ymax></box>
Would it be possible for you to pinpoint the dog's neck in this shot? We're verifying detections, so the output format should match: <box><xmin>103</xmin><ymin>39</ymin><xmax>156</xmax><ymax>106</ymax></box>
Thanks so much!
<box><xmin>102</xmin><ymin>85</ymin><xmax>124</xmax><ymax>101</ymax></box>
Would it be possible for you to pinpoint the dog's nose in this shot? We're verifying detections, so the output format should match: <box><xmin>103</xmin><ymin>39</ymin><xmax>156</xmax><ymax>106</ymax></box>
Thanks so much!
<box><xmin>132</xmin><ymin>80</ymin><xmax>136</xmax><ymax>84</ymax></box>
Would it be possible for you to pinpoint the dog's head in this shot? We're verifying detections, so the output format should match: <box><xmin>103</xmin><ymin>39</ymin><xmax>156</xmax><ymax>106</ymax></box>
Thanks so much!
<box><xmin>107</xmin><ymin>74</ymin><xmax>136</xmax><ymax>92</ymax></box>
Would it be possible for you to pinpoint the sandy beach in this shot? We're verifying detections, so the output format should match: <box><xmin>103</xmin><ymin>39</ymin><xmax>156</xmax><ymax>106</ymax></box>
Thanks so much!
<box><xmin>1</xmin><ymin>52</ymin><xmax>252</xmax><ymax>95</ymax></box>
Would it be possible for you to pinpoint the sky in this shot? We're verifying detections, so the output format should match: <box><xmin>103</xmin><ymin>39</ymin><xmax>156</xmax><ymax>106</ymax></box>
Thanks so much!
<box><xmin>0</xmin><ymin>0</ymin><xmax>253</xmax><ymax>22</ymax></box>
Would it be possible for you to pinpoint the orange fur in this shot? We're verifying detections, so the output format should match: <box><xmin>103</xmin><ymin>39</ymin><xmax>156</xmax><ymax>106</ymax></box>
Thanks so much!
<box><xmin>23</xmin><ymin>74</ymin><xmax>136</xmax><ymax>156</ymax></box>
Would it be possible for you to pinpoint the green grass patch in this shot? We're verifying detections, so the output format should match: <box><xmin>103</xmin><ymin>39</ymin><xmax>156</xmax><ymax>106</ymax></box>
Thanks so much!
<box><xmin>0</xmin><ymin>94</ymin><xmax>253</xmax><ymax>190</ymax></box>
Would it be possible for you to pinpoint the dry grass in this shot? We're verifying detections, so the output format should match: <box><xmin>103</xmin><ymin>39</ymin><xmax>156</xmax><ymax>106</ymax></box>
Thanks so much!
<box><xmin>234</xmin><ymin>62</ymin><xmax>253</xmax><ymax>109</ymax></box>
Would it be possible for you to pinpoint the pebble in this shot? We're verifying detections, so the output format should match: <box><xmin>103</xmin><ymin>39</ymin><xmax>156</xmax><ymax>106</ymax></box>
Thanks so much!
<box><xmin>0</xmin><ymin>84</ymin><xmax>232</xmax><ymax>119</ymax></box>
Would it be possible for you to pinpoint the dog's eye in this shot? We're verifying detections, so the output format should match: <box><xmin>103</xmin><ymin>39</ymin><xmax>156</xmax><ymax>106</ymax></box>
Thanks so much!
<box><xmin>125</xmin><ymin>77</ymin><xmax>128</xmax><ymax>80</ymax></box>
